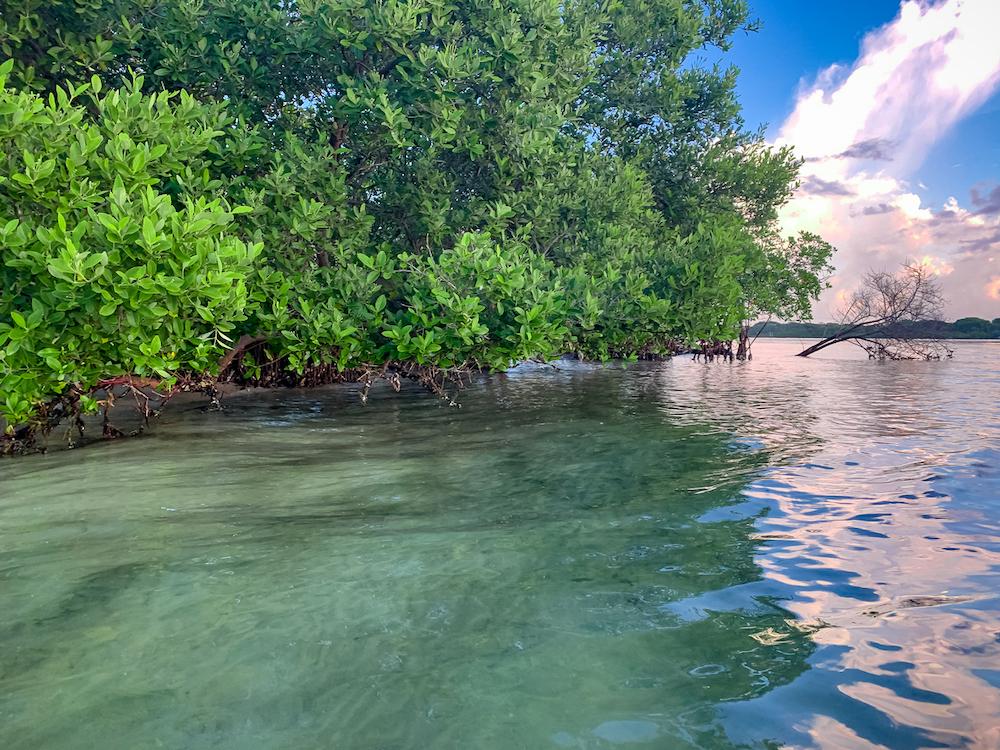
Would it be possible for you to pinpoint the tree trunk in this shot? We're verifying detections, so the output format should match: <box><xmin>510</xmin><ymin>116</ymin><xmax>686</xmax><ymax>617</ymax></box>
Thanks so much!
<box><xmin>736</xmin><ymin>323</ymin><xmax>750</xmax><ymax>360</ymax></box>
<box><xmin>797</xmin><ymin>320</ymin><xmax>878</xmax><ymax>357</ymax></box>
<box><xmin>797</xmin><ymin>335</ymin><xmax>842</xmax><ymax>357</ymax></box>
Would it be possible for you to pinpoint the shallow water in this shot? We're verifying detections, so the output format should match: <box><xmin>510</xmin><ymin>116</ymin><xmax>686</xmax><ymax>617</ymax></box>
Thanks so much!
<box><xmin>1</xmin><ymin>339</ymin><xmax>998</xmax><ymax>749</ymax></box>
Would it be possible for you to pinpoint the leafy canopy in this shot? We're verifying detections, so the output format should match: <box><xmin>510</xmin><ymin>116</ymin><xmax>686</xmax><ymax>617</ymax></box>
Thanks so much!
<box><xmin>0</xmin><ymin>0</ymin><xmax>834</xmax><ymax>442</ymax></box>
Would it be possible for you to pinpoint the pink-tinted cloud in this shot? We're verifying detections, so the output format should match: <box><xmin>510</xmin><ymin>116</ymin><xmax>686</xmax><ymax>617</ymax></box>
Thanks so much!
<box><xmin>775</xmin><ymin>0</ymin><xmax>1000</xmax><ymax>320</ymax></box>
<box><xmin>987</xmin><ymin>275</ymin><xmax>1000</xmax><ymax>301</ymax></box>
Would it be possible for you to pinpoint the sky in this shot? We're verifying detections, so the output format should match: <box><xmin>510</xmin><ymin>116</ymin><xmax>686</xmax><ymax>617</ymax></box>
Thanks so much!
<box><xmin>703</xmin><ymin>0</ymin><xmax>1000</xmax><ymax>321</ymax></box>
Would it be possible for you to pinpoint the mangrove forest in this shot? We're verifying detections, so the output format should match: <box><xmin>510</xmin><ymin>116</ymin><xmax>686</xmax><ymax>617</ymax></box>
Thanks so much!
<box><xmin>0</xmin><ymin>0</ymin><xmax>834</xmax><ymax>453</ymax></box>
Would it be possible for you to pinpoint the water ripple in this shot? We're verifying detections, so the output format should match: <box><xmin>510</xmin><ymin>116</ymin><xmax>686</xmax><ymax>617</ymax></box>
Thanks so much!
<box><xmin>0</xmin><ymin>340</ymin><xmax>997</xmax><ymax>749</ymax></box>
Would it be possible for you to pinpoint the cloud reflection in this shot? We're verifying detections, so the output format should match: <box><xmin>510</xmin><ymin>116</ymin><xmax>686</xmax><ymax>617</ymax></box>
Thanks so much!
<box><xmin>653</xmin><ymin>340</ymin><xmax>1000</xmax><ymax>748</ymax></box>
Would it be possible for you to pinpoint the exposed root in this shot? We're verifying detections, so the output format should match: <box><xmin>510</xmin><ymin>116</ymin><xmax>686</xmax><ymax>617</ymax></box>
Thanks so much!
<box><xmin>4</xmin><ymin>335</ymin><xmax>712</xmax><ymax>456</ymax></box>
<box><xmin>1</xmin><ymin>375</ymin><xmax>218</xmax><ymax>456</ymax></box>
<box><xmin>605</xmin><ymin>338</ymin><xmax>685</xmax><ymax>361</ymax></box>
<box><xmin>689</xmin><ymin>340</ymin><xmax>735</xmax><ymax>362</ymax></box>
<box><xmin>1</xmin><ymin>387</ymin><xmax>85</xmax><ymax>456</ymax></box>
<box><xmin>358</xmin><ymin>362</ymin><xmax>468</xmax><ymax>406</ymax></box>
<box><xmin>217</xmin><ymin>339</ymin><xmax>472</xmax><ymax>406</ymax></box>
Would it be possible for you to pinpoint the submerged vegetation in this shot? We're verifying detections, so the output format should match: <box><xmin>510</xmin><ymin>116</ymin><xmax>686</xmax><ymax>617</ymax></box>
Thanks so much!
<box><xmin>0</xmin><ymin>0</ymin><xmax>833</xmax><ymax>453</ymax></box>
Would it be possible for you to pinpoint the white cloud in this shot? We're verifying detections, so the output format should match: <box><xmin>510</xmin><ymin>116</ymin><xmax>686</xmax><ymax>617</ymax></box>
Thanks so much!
<box><xmin>775</xmin><ymin>0</ymin><xmax>1000</xmax><ymax>320</ymax></box>
<box><xmin>987</xmin><ymin>275</ymin><xmax>1000</xmax><ymax>302</ymax></box>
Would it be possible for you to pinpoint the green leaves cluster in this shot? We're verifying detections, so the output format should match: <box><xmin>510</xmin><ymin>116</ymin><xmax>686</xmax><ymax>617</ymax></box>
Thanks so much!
<box><xmin>1</xmin><ymin>0</ymin><xmax>835</xmax><ymax>439</ymax></box>
<box><xmin>0</xmin><ymin>63</ymin><xmax>258</xmax><ymax>426</ymax></box>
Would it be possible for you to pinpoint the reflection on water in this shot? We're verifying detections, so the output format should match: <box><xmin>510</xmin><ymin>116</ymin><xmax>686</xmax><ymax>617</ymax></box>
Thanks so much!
<box><xmin>652</xmin><ymin>340</ymin><xmax>1000</xmax><ymax>750</ymax></box>
<box><xmin>0</xmin><ymin>339</ymin><xmax>997</xmax><ymax>749</ymax></box>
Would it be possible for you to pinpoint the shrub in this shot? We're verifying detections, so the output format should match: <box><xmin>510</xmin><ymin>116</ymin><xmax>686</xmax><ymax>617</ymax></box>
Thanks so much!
<box><xmin>0</xmin><ymin>62</ymin><xmax>260</xmax><ymax>430</ymax></box>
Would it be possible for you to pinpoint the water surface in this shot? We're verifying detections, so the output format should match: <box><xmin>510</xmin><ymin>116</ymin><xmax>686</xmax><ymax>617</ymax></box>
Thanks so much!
<box><xmin>1</xmin><ymin>339</ymin><xmax>998</xmax><ymax>749</ymax></box>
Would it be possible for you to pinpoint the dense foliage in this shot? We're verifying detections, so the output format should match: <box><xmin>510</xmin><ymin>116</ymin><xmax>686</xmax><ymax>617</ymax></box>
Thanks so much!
<box><xmin>1</xmin><ymin>0</ymin><xmax>833</xmax><ymax>448</ymax></box>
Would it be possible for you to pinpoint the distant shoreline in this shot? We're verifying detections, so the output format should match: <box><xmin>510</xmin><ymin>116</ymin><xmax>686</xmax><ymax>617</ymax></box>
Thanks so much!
<box><xmin>750</xmin><ymin>319</ymin><xmax>999</xmax><ymax>340</ymax></box>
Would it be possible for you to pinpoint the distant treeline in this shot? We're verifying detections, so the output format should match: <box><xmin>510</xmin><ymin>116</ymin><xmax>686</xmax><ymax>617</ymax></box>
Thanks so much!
<box><xmin>750</xmin><ymin>318</ymin><xmax>1000</xmax><ymax>340</ymax></box>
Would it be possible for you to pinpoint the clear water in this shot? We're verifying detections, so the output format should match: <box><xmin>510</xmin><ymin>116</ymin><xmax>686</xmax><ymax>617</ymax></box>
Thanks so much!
<box><xmin>1</xmin><ymin>339</ymin><xmax>998</xmax><ymax>749</ymax></box>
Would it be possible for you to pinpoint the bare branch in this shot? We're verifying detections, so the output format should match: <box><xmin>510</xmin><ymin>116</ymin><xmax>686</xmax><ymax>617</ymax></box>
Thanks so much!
<box><xmin>799</xmin><ymin>261</ymin><xmax>952</xmax><ymax>359</ymax></box>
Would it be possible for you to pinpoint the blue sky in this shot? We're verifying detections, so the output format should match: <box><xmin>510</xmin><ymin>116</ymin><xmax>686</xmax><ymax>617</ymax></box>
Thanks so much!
<box><xmin>699</xmin><ymin>0</ymin><xmax>1000</xmax><ymax>318</ymax></box>
<box><xmin>916</xmin><ymin>91</ymin><xmax>1000</xmax><ymax>207</ymax></box>
<box><xmin>725</xmin><ymin>1</ymin><xmax>1000</xmax><ymax>207</ymax></box>
<box><xmin>723</xmin><ymin>2</ymin><xmax>904</xmax><ymax>135</ymax></box>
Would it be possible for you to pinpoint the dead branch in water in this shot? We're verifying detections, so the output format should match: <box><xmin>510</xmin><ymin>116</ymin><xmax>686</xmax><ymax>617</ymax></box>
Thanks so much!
<box><xmin>798</xmin><ymin>262</ymin><xmax>953</xmax><ymax>360</ymax></box>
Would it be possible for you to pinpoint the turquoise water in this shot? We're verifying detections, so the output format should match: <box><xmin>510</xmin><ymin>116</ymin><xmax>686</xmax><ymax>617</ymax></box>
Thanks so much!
<box><xmin>1</xmin><ymin>340</ymin><xmax>998</xmax><ymax>749</ymax></box>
